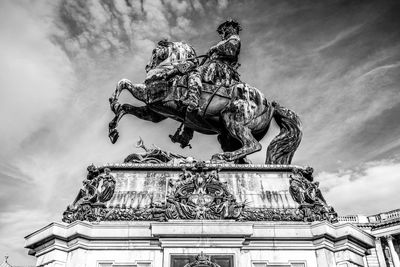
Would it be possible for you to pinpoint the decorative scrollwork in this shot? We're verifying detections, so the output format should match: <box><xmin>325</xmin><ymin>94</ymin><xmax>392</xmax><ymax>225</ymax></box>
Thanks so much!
<box><xmin>183</xmin><ymin>252</ymin><xmax>221</xmax><ymax>267</ymax></box>
<box><xmin>239</xmin><ymin>208</ymin><xmax>304</xmax><ymax>221</ymax></box>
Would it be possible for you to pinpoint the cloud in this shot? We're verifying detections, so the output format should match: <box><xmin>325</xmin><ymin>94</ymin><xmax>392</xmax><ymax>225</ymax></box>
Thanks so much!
<box><xmin>236</xmin><ymin>0</ymin><xmax>400</xmax><ymax>170</ymax></box>
<box><xmin>319</xmin><ymin>158</ymin><xmax>400</xmax><ymax>215</ymax></box>
<box><xmin>0</xmin><ymin>0</ymin><xmax>75</xmax><ymax>156</ymax></box>
<box><xmin>0</xmin><ymin>208</ymin><xmax>56</xmax><ymax>265</ymax></box>
<box><xmin>315</xmin><ymin>25</ymin><xmax>363</xmax><ymax>52</ymax></box>
<box><xmin>165</xmin><ymin>0</ymin><xmax>190</xmax><ymax>16</ymax></box>
<box><xmin>359</xmin><ymin>61</ymin><xmax>400</xmax><ymax>79</ymax></box>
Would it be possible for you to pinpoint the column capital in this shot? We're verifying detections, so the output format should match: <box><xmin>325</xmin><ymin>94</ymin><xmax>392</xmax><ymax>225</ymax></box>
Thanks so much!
<box><xmin>387</xmin><ymin>235</ymin><xmax>394</xmax><ymax>241</ymax></box>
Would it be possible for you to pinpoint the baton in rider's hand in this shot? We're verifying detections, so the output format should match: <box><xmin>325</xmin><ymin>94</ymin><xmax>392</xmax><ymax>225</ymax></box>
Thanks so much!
<box><xmin>199</xmin><ymin>54</ymin><xmax>209</xmax><ymax>66</ymax></box>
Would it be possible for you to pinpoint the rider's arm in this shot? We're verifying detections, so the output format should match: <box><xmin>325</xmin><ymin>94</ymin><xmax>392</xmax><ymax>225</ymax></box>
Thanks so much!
<box><xmin>171</xmin><ymin>60</ymin><xmax>197</xmax><ymax>75</ymax></box>
<box><xmin>209</xmin><ymin>36</ymin><xmax>241</xmax><ymax>60</ymax></box>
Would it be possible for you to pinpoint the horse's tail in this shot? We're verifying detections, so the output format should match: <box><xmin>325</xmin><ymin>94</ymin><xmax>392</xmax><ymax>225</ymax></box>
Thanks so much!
<box><xmin>266</xmin><ymin>102</ymin><xmax>302</xmax><ymax>164</ymax></box>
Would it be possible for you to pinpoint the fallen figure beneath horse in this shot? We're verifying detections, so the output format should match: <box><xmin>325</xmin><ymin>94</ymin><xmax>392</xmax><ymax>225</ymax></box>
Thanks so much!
<box><xmin>108</xmin><ymin>41</ymin><xmax>302</xmax><ymax>164</ymax></box>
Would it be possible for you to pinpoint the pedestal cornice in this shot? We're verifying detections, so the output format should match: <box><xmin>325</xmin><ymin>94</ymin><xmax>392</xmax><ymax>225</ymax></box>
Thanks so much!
<box><xmin>25</xmin><ymin>220</ymin><xmax>375</xmax><ymax>258</ymax></box>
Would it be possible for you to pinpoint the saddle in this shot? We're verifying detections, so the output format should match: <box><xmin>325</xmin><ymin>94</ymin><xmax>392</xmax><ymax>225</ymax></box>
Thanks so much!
<box><xmin>173</xmin><ymin>75</ymin><xmax>236</xmax><ymax>117</ymax></box>
<box><xmin>145</xmin><ymin>64</ymin><xmax>240</xmax><ymax>116</ymax></box>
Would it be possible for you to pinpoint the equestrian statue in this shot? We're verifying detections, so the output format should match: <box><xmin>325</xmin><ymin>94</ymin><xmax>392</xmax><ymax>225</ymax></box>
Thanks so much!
<box><xmin>108</xmin><ymin>19</ymin><xmax>302</xmax><ymax>164</ymax></box>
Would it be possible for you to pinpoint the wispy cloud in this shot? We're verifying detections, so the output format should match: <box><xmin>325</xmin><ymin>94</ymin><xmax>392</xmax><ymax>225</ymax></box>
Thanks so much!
<box><xmin>238</xmin><ymin>0</ymin><xmax>400</xmax><ymax>170</ymax></box>
<box><xmin>0</xmin><ymin>208</ymin><xmax>56</xmax><ymax>264</ymax></box>
<box><xmin>315</xmin><ymin>24</ymin><xmax>363</xmax><ymax>52</ymax></box>
<box><xmin>0</xmin><ymin>0</ymin><xmax>74</xmax><ymax>157</ymax></box>
<box><xmin>319</xmin><ymin>157</ymin><xmax>400</xmax><ymax>215</ymax></box>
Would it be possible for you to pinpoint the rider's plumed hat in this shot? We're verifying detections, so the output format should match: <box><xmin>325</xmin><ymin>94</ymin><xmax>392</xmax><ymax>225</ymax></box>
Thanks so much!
<box><xmin>217</xmin><ymin>19</ymin><xmax>242</xmax><ymax>34</ymax></box>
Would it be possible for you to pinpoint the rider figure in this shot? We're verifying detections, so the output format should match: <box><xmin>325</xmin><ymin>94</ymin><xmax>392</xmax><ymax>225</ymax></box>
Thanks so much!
<box><xmin>184</xmin><ymin>19</ymin><xmax>242</xmax><ymax>112</ymax></box>
<box><xmin>169</xmin><ymin>19</ymin><xmax>242</xmax><ymax>149</ymax></box>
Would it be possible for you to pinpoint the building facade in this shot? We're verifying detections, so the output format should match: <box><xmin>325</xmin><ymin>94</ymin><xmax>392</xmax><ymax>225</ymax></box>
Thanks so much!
<box><xmin>339</xmin><ymin>209</ymin><xmax>400</xmax><ymax>267</ymax></box>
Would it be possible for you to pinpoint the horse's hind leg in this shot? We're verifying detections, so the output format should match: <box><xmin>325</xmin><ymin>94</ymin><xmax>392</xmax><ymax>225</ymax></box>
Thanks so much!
<box><xmin>217</xmin><ymin>134</ymin><xmax>251</xmax><ymax>164</ymax></box>
<box><xmin>213</xmin><ymin>113</ymin><xmax>262</xmax><ymax>162</ymax></box>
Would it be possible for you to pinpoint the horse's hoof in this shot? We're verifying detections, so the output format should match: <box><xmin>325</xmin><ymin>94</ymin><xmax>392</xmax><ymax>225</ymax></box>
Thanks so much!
<box><xmin>110</xmin><ymin>102</ymin><xmax>121</xmax><ymax>114</ymax></box>
<box><xmin>118</xmin><ymin>79</ymin><xmax>132</xmax><ymax>90</ymax></box>
<box><xmin>169</xmin><ymin>134</ymin><xmax>178</xmax><ymax>143</ymax></box>
<box><xmin>211</xmin><ymin>153</ymin><xmax>227</xmax><ymax>163</ymax></box>
<box><xmin>109</xmin><ymin>129</ymin><xmax>119</xmax><ymax>144</ymax></box>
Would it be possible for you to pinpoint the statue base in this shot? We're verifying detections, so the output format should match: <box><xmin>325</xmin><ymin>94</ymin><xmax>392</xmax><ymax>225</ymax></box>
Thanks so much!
<box><xmin>25</xmin><ymin>162</ymin><xmax>374</xmax><ymax>266</ymax></box>
<box><xmin>61</xmin><ymin>163</ymin><xmax>338</xmax><ymax>223</ymax></box>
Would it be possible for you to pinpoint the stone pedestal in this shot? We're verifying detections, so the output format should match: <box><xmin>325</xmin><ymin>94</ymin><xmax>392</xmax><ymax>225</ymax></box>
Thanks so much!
<box><xmin>60</xmin><ymin>163</ymin><xmax>338</xmax><ymax>223</ymax></box>
<box><xmin>25</xmin><ymin>220</ymin><xmax>374</xmax><ymax>267</ymax></box>
<box><xmin>25</xmin><ymin>163</ymin><xmax>375</xmax><ymax>266</ymax></box>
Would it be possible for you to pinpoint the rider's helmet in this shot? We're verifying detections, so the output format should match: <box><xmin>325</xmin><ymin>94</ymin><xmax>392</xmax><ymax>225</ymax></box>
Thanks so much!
<box><xmin>217</xmin><ymin>19</ymin><xmax>242</xmax><ymax>35</ymax></box>
<box><xmin>157</xmin><ymin>38</ymin><xmax>172</xmax><ymax>47</ymax></box>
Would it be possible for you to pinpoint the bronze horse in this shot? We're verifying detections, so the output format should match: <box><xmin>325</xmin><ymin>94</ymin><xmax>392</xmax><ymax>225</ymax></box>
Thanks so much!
<box><xmin>108</xmin><ymin>41</ymin><xmax>302</xmax><ymax>164</ymax></box>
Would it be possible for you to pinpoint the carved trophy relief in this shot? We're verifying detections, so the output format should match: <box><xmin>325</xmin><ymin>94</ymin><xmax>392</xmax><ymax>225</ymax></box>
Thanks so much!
<box><xmin>289</xmin><ymin>167</ymin><xmax>338</xmax><ymax>222</ymax></box>
<box><xmin>62</xmin><ymin>165</ymin><xmax>116</xmax><ymax>223</ymax></box>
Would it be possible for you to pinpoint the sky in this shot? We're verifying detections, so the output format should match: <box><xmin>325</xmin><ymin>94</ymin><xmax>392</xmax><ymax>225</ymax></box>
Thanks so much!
<box><xmin>0</xmin><ymin>0</ymin><xmax>400</xmax><ymax>265</ymax></box>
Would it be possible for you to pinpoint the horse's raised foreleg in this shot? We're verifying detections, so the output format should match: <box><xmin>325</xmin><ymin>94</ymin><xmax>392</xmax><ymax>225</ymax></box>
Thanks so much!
<box><xmin>108</xmin><ymin>104</ymin><xmax>166</xmax><ymax>144</ymax></box>
<box><xmin>108</xmin><ymin>107</ymin><xmax>126</xmax><ymax>144</ymax></box>
<box><xmin>109</xmin><ymin>79</ymin><xmax>158</xmax><ymax>144</ymax></box>
<box><xmin>266</xmin><ymin>102</ymin><xmax>302</xmax><ymax>164</ymax></box>
<box><xmin>122</xmin><ymin>104</ymin><xmax>166</xmax><ymax>122</ymax></box>
<box><xmin>109</xmin><ymin>79</ymin><xmax>147</xmax><ymax>110</ymax></box>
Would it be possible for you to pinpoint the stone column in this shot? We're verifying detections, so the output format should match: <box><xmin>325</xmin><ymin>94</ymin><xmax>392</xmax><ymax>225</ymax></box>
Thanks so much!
<box><xmin>387</xmin><ymin>235</ymin><xmax>400</xmax><ymax>267</ymax></box>
<box><xmin>376</xmin><ymin>237</ymin><xmax>388</xmax><ymax>267</ymax></box>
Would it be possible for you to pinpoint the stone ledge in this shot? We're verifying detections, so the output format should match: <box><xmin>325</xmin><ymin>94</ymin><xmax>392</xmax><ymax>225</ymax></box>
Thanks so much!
<box><xmin>159</xmin><ymin>238</ymin><xmax>246</xmax><ymax>248</ymax></box>
<box><xmin>24</xmin><ymin>221</ymin><xmax>153</xmax><ymax>250</ymax></box>
<box><xmin>25</xmin><ymin>221</ymin><xmax>375</xmax><ymax>254</ymax></box>
<box><xmin>100</xmin><ymin>162</ymin><xmax>304</xmax><ymax>172</ymax></box>
<box><xmin>151</xmin><ymin>220</ymin><xmax>253</xmax><ymax>237</ymax></box>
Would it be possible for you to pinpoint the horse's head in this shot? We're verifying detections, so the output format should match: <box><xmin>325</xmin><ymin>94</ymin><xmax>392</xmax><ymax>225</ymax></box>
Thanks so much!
<box><xmin>145</xmin><ymin>40</ymin><xmax>171</xmax><ymax>72</ymax></box>
<box><xmin>144</xmin><ymin>40</ymin><xmax>197</xmax><ymax>104</ymax></box>
<box><xmin>145</xmin><ymin>40</ymin><xmax>197</xmax><ymax>73</ymax></box>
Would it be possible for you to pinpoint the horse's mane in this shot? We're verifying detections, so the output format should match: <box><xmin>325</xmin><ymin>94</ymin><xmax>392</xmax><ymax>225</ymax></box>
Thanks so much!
<box><xmin>147</xmin><ymin>41</ymin><xmax>197</xmax><ymax>72</ymax></box>
<box><xmin>167</xmin><ymin>42</ymin><xmax>196</xmax><ymax>62</ymax></box>
<box><xmin>145</xmin><ymin>41</ymin><xmax>197</xmax><ymax>85</ymax></box>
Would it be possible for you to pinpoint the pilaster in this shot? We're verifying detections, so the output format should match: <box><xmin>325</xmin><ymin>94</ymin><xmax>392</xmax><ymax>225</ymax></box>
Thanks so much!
<box><xmin>387</xmin><ymin>235</ymin><xmax>400</xmax><ymax>267</ymax></box>
<box><xmin>376</xmin><ymin>237</ymin><xmax>388</xmax><ymax>267</ymax></box>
